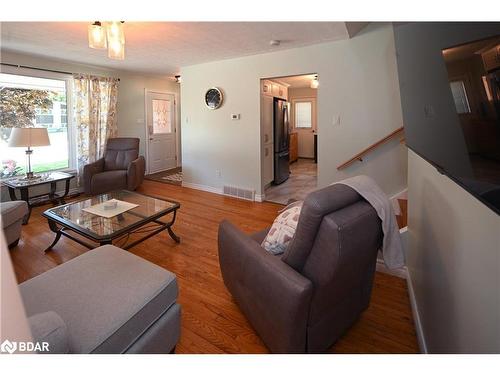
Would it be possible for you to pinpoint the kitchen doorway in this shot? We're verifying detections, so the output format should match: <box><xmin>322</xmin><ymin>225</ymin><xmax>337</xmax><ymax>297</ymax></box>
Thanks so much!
<box><xmin>260</xmin><ymin>73</ymin><xmax>318</xmax><ymax>205</ymax></box>
<box><xmin>144</xmin><ymin>89</ymin><xmax>181</xmax><ymax>183</ymax></box>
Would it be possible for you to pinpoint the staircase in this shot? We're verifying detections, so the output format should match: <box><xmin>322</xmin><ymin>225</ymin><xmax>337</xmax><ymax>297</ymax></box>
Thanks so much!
<box><xmin>396</xmin><ymin>198</ymin><xmax>408</xmax><ymax>229</ymax></box>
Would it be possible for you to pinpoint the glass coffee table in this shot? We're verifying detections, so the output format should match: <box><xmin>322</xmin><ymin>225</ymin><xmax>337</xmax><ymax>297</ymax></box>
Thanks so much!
<box><xmin>42</xmin><ymin>190</ymin><xmax>180</xmax><ymax>251</ymax></box>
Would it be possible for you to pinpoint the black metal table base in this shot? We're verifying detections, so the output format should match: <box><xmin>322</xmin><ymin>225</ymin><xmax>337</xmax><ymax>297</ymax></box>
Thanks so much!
<box><xmin>44</xmin><ymin>210</ymin><xmax>180</xmax><ymax>252</ymax></box>
<box><xmin>9</xmin><ymin>178</ymin><xmax>72</xmax><ymax>225</ymax></box>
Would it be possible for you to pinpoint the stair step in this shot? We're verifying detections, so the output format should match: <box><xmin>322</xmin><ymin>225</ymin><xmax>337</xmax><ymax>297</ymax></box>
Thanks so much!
<box><xmin>396</xmin><ymin>198</ymin><xmax>408</xmax><ymax>229</ymax></box>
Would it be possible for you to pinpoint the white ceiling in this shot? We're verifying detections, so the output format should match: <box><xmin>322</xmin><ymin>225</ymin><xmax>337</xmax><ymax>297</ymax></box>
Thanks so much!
<box><xmin>443</xmin><ymin>36</ymin><xmax>500</xmax><ymax>63</ymax></box>
<box><xmin>0</xmin><ymin>22</ymin><xmax>358</xmax><ymax>76</ymax></box>
<box><xmin>271</xmin><ymin>74</ymin><xmax>317</xmax><ymax>89</ymax></box>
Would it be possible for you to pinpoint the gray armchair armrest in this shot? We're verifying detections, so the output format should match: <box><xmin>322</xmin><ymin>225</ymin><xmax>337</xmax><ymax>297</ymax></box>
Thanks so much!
<box><xmin>83</xmin><ymin>158</ymin><xmax>104</xmax><ymax>195</ymax></box>
<box><xmin>218</xmin><ymin>220</ymin><xmax>313</xmax><ymax>353</ymax></box>
<box><xmin>250</xmin><ymin>227</ymin><xmax>271</xmax><ymax>243</ymax></box>
<box><xmin>127</xmin><ymin>156</ymin><xmax>146</xmax><ymax>191</ymax></box>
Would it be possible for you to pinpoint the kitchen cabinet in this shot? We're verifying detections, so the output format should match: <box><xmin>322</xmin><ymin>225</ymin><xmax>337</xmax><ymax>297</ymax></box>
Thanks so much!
<box><xmin>261</xmin><ymin>95</ymin><xmax>273</xmax><ymax>145</ymax></box>
<box><xmin>482</xmin><ymin>47</ymin><xmax>500</xmax><ymax>72</ymax></box>
<box><xmin>263</xmin><ymin>144</ymin><xmax>274</xmax><ymax>186</ymax></box>
<box><xmin>272</xmin><ymin>82</ymin><xmax>288</xmax><ymax>100</ymax></box>
<box><xmin>261</xmin><ymin>95</ymin><xmax>274</xmax><ymax>186</ymax></box>
<box><xmin>261</xmin><ymin>80</ymin><xmax>273</xmax><ymax>96</ymax></box>
<box><xmin>289</xmin><ymin>132</ymin><xmax>298</xmax><ymax>163</ymax></box>
<box><xmin>261</xmin><ymin>80</ymin><xmax>288</xmax><ymax>100</ymax></box>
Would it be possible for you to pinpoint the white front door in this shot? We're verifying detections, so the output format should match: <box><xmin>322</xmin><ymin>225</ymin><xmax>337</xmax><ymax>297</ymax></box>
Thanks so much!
<box><xmin>146</xmin><ymin>91</ymin><xmax>177</xmax><ymax>174</ymax></box>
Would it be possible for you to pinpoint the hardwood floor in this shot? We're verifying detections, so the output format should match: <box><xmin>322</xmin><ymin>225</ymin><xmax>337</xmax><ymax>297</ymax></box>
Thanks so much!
<box><xmin>9</xmin><ymin>180</ymin><xmax>419</xmax><ymax>353</ymax></box>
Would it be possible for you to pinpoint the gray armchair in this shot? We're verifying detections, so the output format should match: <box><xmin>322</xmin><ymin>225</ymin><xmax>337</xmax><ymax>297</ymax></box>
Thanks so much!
<box><xmin>1</xmin><ymin>200</ymin><xmax>28</xmax><ymax>248</ymax></box>
<box><xmin>83</xmin><ymin>138</ymin><xmax>145</xmax><ymax>195</ymax></box>
<box><xmin>218</xmin><ymin>184</ymin><xmax>383</xmax><ymax>353</ymax></box>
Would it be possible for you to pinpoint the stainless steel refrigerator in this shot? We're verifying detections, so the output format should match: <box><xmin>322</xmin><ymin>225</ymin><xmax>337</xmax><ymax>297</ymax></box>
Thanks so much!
<box><xmin>273</xmin><ymin>98</ymin><xmax>290</xmax><ymax>184</ymax></box>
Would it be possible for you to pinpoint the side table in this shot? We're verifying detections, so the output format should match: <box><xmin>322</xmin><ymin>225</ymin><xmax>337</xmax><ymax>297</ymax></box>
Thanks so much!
<box><xmin>3</xmin><ymin>171</ymin><xmax>75</xmax><ymax>224</ymax></box>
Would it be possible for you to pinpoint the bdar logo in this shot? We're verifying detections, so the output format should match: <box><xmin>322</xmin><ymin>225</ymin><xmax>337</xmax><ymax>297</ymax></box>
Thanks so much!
<box><xmin>1</xmin><ymin>340</ymin><xmax>17</xmax><ymax>354</ymax></box>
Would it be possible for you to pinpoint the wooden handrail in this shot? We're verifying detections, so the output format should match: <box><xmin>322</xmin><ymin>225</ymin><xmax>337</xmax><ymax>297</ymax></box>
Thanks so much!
<box><xmin>337</xmin><ymin>127</ymin><xmax>405</xmax><ymax>170</ymax></box>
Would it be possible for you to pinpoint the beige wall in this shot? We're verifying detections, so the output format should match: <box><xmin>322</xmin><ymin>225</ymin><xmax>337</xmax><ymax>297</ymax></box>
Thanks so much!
<box><xmin>0</xmin><ymin>51</ymin><xmax>179</xmax><ymax>199</ymax></box>
<box><xmin>181</xmin><ymin>23</ymin><xmax>407</xmax><ymax>197</ymax></box>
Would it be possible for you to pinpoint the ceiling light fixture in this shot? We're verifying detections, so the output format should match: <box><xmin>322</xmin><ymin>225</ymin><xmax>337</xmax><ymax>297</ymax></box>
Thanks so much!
<box><xmin>310</xmin><ymin>75</ymin><xmax>319</xmax><ymax>89</ymax></box>
<box><xmin>88</xmin><ymin>21</ymin><xmax>125</xmax><ymax>60</ymax></box>
<box><xmin>106</xmin><ymin>21</ymin><xmax>125</xmax><ymax>44</ymax></box>
<box><xmin>88</xmin><ymin>22</ymin><xmax>107</xmax><ymax>49</ymax></box>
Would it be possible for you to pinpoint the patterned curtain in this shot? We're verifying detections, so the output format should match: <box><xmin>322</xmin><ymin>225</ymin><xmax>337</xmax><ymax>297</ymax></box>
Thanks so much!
<box><xmin>73</xmin><ymin>74</ymin><xmax>119</xmax><ymax>177</ymax></box>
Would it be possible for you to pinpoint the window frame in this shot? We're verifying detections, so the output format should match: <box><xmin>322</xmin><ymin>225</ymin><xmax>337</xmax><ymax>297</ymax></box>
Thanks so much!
<box><xmin>449</xmin><ymin>78</ymin><xmax>472</xmax><ymax>115</ymax></box>
<box><xmin>291</xmin><ymin>97</ymin><xmax>317</xmax><ymax>131</ymax></box>
<box><xmin>0</xmin><ymin>66</ymin><xmax>76</xmax><ymax>175</ymax></box>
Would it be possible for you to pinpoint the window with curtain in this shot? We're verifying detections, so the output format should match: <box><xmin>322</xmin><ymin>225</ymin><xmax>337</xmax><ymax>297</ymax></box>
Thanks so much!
<box><xmin>73</xmin><ymin>74</ymin><xmax>119</xmax><ymax>177</ymax></box>
<box><xmin>0</xmin><ymin>71</ymin><xmax>73</xmax><ymax>179</ymax></box>
<box><xmin>294</xmin><ymin>101</ymin><xmax>313</xmax><ymax>128</ymax></box>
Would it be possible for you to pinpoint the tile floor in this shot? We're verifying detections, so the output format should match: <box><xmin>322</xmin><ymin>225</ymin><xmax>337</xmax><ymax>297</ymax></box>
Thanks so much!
<box><xmin>264</xmin><ymin>158</ymin><xmax>317</xmax><ymax>205</ymax></box>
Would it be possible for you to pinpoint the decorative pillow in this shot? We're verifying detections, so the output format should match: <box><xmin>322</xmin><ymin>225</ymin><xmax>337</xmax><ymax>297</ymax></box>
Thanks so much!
<box><xmin>262</xmin><ymin>201</ymin><xmax>303</xmax><ymax>255</ymax></box>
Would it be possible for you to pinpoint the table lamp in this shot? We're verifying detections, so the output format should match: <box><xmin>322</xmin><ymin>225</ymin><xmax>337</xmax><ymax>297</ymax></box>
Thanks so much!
<box><xmin>8</xmin><ymin>127</ymin><xmax>51</xmax><ymax>179</ymax></box>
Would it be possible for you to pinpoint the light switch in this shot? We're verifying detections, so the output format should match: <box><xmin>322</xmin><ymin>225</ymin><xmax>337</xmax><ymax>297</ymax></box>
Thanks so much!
<box><xmin>231</xmin><ymin>114</ymin><xmax>240</xmax><ymax>120</ymax></box>
<box><xmin>332</xmin><ymin>114</ymin><xmax>340</xmax><ymax>127</ymax></box>
<box><xmin>424</xmin><ymin>104</ymin><xmax>435</xmax><ymax>118</ymax></box>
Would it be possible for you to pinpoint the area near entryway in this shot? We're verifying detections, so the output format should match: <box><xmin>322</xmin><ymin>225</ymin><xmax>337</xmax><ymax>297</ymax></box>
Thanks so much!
<box><xmin>144</xmin><ymin>89</ymin><xmax>180</xmax><ymax>177</ymax></box>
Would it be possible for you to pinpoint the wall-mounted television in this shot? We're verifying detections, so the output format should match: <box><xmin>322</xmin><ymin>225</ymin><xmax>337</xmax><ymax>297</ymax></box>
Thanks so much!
<box><xmin>396</xmin><ymin>27</ymin><xmax>500</xmax><ymax>215</ymax></box>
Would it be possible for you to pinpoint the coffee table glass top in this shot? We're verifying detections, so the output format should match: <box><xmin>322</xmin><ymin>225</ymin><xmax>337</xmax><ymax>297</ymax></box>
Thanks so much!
<box><xmin>3</xmin><ymin>171</ymin><xmax>74</xmax><ymax>188</ymax></box>
<box><xmin>43</xmin><ymin>190</ymin><xmax>179</xmax><ymax>238</ymax></box>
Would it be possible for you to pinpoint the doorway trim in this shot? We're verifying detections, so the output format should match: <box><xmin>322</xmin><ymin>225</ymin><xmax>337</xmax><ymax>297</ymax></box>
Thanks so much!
<box><xmin>144</xmin><ymin>89</ymin><xmax>180</xmax><ymax>175</ymax></box>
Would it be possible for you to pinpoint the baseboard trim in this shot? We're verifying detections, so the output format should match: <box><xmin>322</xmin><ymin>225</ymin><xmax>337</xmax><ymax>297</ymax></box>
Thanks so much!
<box><xmin>254</xmin><ymin>194</ymin><xmax>264</xmax><ymax>202</ymax></box>
<box><xmin>376</xmin><ymin>259</ymin><xmax>408</xmax><ymax>279</ymax></box>
<box><xmin>390</xmin><ymin>188</ymin><xmax>408</xmax><ymax>201</ymax></box>
<box><xmin>406</xmin><ymin>270</ymin><xmax>428</xmax><ymax>354</ymax></box>
<box><xmin>376</xmin><ymin>260</ymin><xmax>427</xmax><ymax>353</ymax></box>
<box><xmin>181</xmin><ymin>182</ymin><xmax>223</xmax><ymax>195</ymax></box>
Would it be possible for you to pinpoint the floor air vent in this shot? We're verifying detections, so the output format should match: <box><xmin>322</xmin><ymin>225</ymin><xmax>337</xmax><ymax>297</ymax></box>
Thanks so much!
<box><xmin>223</xmin><ymin>185</ymin><xmax>255</xmax><ymax>201</ymax></box>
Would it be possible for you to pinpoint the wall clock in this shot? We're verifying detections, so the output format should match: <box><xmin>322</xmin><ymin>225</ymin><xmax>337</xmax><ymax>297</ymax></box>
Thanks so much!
<box><xmin>205</xmin><ymin>87</ymin><xmax>224</xmax><ymax>110</ymax></box>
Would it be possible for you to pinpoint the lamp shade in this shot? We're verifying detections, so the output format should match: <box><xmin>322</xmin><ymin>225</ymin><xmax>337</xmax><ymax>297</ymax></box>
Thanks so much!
<box><xmin>8</xmin><ymin>128</ymin><xmax>51</xmax><ymax>148</ymax></box>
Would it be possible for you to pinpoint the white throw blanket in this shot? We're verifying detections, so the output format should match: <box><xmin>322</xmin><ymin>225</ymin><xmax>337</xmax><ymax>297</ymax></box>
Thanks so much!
<box><xmin>333</xmin><ymin>175</ymin><xmax>405</xmax><ymax>269</ymax></box>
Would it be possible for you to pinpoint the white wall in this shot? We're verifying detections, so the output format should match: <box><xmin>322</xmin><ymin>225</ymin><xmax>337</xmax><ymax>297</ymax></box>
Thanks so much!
<box><xmin>395</xmin><ymin>23</ymin><xmax>500</xmax><ymax>353</ymax></box>
<box><xmin>0</xmin><ymin>234</ymin><xmax>33</xmax><ymax>347</ymax></box>
<box><xmin>408</xmin><ymin>150</ymin><xmax>500</xmax><ymax>353</ymax></box>
<box><xmin>0</xmin><ymin>51</ymin><xmax>179</xmax><ymax>200</ymax></box>
<box><xmin>180</xmin><ymin>23</ymin><xmax>407</xmax><ymax>197</ymax></box>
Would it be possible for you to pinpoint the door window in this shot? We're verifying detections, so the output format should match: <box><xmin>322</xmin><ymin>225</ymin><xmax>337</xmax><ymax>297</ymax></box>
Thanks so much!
<box><xmin>152</xmin><ymin>99</ymin><xmax>172</xmax><ymax>134</ymax></box>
